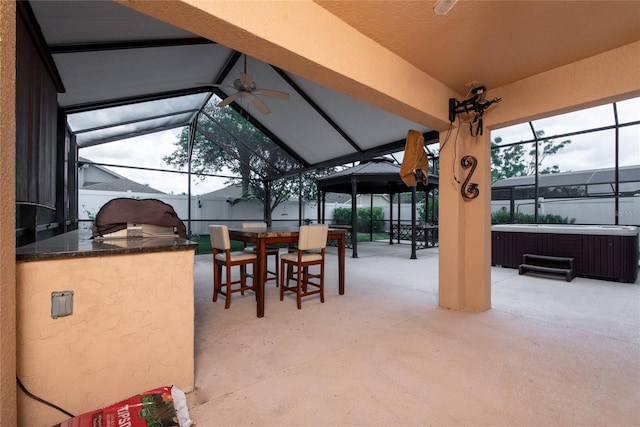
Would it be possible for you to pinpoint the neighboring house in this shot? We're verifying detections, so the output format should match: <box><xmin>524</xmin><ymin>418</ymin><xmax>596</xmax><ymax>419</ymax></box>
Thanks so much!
<box><xmin>201</xmin><ymin>183</ymin><xmax>249</xmax><ymax>202</ymax></box>
<box><xmin>82</xmin><ymin>179</ymin><xmax>165</xmax><ymax>194</ymax></box>
<box><xmin>325</xmin><ymin>193</ymin><xmax>389</xmax><ymax>207</ymax></box>
<box><xmin>78</xmin><ymin>158</ymin><xmax>174</xmax><ymax>229</ymax></box>
<box><xmin>78</xmin><ymin>157</ymin><xmax>164</xmax><ymax>194</ymax></box>
<box><xmin>325</xmin><ymin>193</ymin><xmax>351</xmax><ymax>205</ymax></box>
<box><xmin>196</xmin><ymin>184</ymin><xmax>312</xmax><ymax>233</ymax></box>
<box><xmin>491</xmin><ymin>165</ymin><xmax>640</xmax><ymax>225</ymax></box>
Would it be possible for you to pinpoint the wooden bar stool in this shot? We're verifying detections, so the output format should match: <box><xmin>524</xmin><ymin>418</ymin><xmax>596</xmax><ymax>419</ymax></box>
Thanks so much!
<box><xmin>209</xmin><ymin>225</ymin><xmax>257</xmax><ymax>309</ymax></box>
<box><xmin>280</xmin><ymin>224</ymin><xmax>328</xmax><ymax>309</ymax></box>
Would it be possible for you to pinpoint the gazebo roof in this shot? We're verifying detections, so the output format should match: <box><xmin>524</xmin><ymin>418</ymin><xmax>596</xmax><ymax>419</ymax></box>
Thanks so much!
<box><xmin>316</xmin><ymin>158</ymin><xmax>438</xmax><ymax>195</ymax></box>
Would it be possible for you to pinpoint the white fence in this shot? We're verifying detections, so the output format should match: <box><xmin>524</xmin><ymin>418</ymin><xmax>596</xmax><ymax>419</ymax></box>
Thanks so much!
<box><xmin>81</xmin><ymin>190</ymin><xmax>639</xmax><ymax>238</ymax></box>
<box><xmin>79</xmin><ymin>190</ymin><xmax>427</xmax><ymax>236</ymax></box>
<box><xmin>491</xmin><ymin>196</ymin><xmax>640</xmax><ymax>225</ymax></box>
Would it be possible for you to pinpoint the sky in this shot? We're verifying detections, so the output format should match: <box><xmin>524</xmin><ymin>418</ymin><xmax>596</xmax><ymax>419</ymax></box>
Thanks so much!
<box><xmin>490</xmin><ymin>98</ymin><xmax>640</xmax><ymax>172</ymax></box>
<box><xmin>80</xmin><ymin>128</ymin><xmax>231</xmax><ymax>195</ymax></box>
<box><xmin>79</xmin><ymin>97</ymin><xmax>640</xmax><ymax>196</ymax></box>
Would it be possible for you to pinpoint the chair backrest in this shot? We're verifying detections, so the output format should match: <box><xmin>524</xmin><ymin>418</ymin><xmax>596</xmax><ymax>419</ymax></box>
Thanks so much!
<box><xmin>242</xmin><ymin>222</ymin><xmax>267</xmax><ymax>230</ymax></box>
<box><xmin>209</xmin><ymin>225</ymin><xmax>231</xmax><ymax>251</ymax></box>
<box><xmin>297</xmin><ymin>224</ymin><xmax>328</xmax><ymax>251</ymax></box>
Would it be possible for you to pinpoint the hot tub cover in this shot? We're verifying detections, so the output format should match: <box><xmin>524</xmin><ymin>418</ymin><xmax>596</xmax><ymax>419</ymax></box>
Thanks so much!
<box><xmin>92</xmin><ymin>198</ymin><xmax>187</xmax><ymax>239</ymax></box>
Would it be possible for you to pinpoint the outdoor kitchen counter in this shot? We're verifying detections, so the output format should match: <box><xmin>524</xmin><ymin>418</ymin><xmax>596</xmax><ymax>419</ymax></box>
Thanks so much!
<box><xmin>16</xmin><ymin>228</ymin><xmax>197</xmax><ymax>261</ymax></box>
<box><xmin>15</xmin><ymin>229</ymin><xmax>197</xmax><ymax>427</ymax></box>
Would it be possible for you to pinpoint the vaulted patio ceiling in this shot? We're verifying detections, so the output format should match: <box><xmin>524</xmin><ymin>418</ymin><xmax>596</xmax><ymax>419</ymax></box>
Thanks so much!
<box><xmin>26</xmin><ymin>0</ymin><xmax>640</xmax><ymax>178</ymax></box>
<box><xmin>26</xmin><ymin>0</ymin><xmax>437</xmax><ymax>179</ymax></box>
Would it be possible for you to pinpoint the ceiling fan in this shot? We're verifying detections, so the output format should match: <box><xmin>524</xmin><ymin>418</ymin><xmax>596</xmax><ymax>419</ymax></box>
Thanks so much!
<box><xmin>197</xmin><ymin>55</ymin><xmax>290</xmax><ymax>114</ymax></box>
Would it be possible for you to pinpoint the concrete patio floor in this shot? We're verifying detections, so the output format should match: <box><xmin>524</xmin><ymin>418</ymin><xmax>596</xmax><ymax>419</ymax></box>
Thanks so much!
<box><xmin>187</xmin><ymin>242</ymin><xmax>639</xmax><ymax>426</ymax></box>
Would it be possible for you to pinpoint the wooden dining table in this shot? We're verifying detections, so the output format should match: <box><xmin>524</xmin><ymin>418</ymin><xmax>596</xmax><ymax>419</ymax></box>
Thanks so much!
<box><xmin>228</xmin><ymin>226</ymin><xmax>347</xmax><ymax>318</ymax></box>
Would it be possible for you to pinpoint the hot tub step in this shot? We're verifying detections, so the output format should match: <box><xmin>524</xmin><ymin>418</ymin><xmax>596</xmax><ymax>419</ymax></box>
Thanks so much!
<box><xmin>518</xmin><ymin>254</ymin><xmax>576</xmax><ymax>282</ymax></box>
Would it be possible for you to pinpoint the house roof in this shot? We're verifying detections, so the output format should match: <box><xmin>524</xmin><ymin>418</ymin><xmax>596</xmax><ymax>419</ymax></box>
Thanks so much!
<box><xmin>82</xmin><ymin>178</ymin><xmax>165</xmax><ymax>195</ymax></box>
<box><xmin>492</xmin><ymin>165</ymin><xmax>640</xmax><ymax>189</ymax></box>
<box><xmin>78</xmin><ymin>157</ymin><xmax>165</xmax><ymax>193</ymax></box>
<box><xmin>78</xmin><ymin>156</ymin><xmax>125</xmax><ymax>179</ymax></box>
<box><xmin>24</xmin><ymin>1</ymin><xmax>640</xmax><ymax>179</ymax></box>
<box><xmin>200</xmin><ymin>184</ymin><xmax>245</xmax><ymax>199</ymax></box>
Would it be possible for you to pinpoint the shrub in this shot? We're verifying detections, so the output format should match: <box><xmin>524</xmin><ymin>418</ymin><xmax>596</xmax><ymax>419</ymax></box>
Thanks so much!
<box><xmin>491</xmin><ymin>207</ymin><xmax>575</xmax><ymax>224</ymax></box>
<box><xmin>417</xmin><ymin>195</ymin><xmax>438</xmax><ymax>223</ymax></box>
<box><xmin>332</xmin><ymin>207</ymin><xmax>385</xmax><ymax>232</ymax></box>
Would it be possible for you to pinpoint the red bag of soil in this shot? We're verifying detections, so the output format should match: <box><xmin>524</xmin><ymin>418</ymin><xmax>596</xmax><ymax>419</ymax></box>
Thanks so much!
<box><xmin>53</xmin><ymin>385</ymin><xmax>192</xmax><ymax>427</ymax></box>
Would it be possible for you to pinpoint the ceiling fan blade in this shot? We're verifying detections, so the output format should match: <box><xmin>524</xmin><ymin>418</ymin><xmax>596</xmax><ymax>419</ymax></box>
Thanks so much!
<box><xmin>248</xmin><ymin>93</ymin><xmax>271</xmax><ymax>115</ymax></box>
<box><xmin>216</xmin><ymin>92</ymin><xmax>240</xmax><ymax>108</ymax></box>
<box><xmin>254</xmin><ymin>89</ymin><xmax>290</xmax><ymax>100</ymax></box>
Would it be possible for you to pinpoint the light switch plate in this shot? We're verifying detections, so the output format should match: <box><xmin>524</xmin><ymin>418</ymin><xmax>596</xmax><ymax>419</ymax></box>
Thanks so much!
<box><xmin>51</xmin><ymin>291</ymin><xmax>73</xmax><ymax>319</ymax></box>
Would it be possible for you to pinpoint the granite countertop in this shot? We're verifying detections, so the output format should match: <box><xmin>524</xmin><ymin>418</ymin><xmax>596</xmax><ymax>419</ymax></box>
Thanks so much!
<box><xmin>16</xmin><ymin>229</ymin><xmax>197</xmax><ymax>262</ymax></box>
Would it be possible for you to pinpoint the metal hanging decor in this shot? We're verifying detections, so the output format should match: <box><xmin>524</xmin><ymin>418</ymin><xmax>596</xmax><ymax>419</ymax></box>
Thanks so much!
<box><xmin>460</xmin><ymin>155</ymin><xmax>479</xmax><ymax>201</ymax></box>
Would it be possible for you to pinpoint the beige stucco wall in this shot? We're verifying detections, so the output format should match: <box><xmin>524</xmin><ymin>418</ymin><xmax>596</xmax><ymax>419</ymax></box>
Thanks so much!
<box><xmin>0</xmin><ymin>1</ymin><xmax>17</xmax><ymax>424</ymax></box>
<box><xmin>488</xmin><ymin>40</ymin><xmax>640</xmax><ymax>129</ymax></box>
<box><xmin>16</xmin><ymin>250</ymin><xmax>195</xmax><ymax>427</ymax></box>
<box><xmin>438</xmin><ymin>129</ymin><xmax>492</xmax><ymax>311</ymax></box>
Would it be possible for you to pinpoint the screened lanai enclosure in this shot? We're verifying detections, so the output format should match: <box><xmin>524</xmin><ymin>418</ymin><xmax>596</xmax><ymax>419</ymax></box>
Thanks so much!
<box><xmin>489</xmin><ymin>99</ymin><xmax>640</xmax><ymax>228</ymax></box>
<box><xmin>492</xmin><ymin>165</ymin><xmax>640</xmax><ymax>226</ymax></box>
<box><xmin>16</xmin><ymin>0</ymin><xmax>439</xmax><ymax>245</ymax></box>
<box><xmin>15</xmin><ymin>1</ymin><xmax>639</xmax><ymax>245</ymax></box>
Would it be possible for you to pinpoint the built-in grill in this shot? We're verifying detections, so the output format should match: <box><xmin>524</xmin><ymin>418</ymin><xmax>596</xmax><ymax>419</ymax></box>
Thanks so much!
<box><xmin>92</xmin><ymin>198</ymin><xmax>186</xmax><ymax>239</ymax></box>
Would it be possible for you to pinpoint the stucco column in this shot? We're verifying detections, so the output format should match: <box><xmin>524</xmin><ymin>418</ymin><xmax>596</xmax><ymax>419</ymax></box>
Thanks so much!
<box><xmin>0</xmin><ymin>1</ymin><xmax>17</xmax><ymax>424</ymax></box>
<box><xmin>438</xmin><ymin>125</ymin><xmax>492</xmax><ymax>311</ymax></box>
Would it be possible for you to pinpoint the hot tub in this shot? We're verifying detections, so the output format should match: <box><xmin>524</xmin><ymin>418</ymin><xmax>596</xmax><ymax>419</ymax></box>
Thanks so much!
<box><xmin>491</xmin><ymin>224</ymin><xmax>639</xmax><ymax>283</ymax></box>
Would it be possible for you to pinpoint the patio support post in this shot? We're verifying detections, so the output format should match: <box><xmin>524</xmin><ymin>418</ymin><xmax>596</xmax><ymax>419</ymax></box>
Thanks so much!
<box><xmin>411</xmin><ymin>185</ymin><xmax>417</xmax><ymax>259</ymax></box>
<box><xmin>298</xmin><ymin>173</ymin><xmax>303</xmax><ymax>226</ymax></box>
<box><xmin>438</xmin><ymin>126</ymin><xmax>491</xmax><ymax>311</ymax></box>
<box><xmin>186</xmin><ymin>119</ymin><xmax>196</xmax><ymax>236</ymax></box>
<box><xmin>613</xmin><ymin>102</ymin><xmax>620</xmax><ymax>225</ymax></box>
<box><xmin>264</xmin><ymin>179</ymin><xmax>271</xmax><ymax>226</ymax></box>
<box><xmin>530</xmin><ymin>122</ymin><xmax>540</xmax><ymax>223</ymax></box>
<box><xmin>509</xmin><ymin>188</ymin><xmax>515</xmax><ymax>223</ymax></box>
<box><xmin>351</xmin><ymin>178</ymin><xmax>358</xmax><ymax>258</ymax></box>
<box><xmin>370</xmin><ymin>193</ymin><xmax>373</xmax><ymax>241</ymax></box>
<box><xmin>322</xmin><ymin>191</ymin><xmax>326</xmax><ymax>223</ymax></box>
<box><xmin>389</xmin><ymin>193</ymin><xmax>393</xmax><ymax>245</ymax></box>
<box><xmin>397</xmin><ymin>195</ymin><xmax>401</xmax><ymax>244</ymax></box>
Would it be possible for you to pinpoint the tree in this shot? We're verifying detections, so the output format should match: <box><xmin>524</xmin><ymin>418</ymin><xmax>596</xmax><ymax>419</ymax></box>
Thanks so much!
<box><xmin>163</xmin><ymin>102</ymin><xmax>337</xmax><ymax>213</ymax></box>
<box><xmin>491</xmin><ymin>130</ymin><xmax>571</xmax><ymax>183</ymax></box>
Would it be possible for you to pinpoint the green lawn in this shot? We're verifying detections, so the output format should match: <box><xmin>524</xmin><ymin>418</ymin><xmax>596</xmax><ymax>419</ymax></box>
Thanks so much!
<box><xmin>193</xmin><ymin>235</ymin><xmax>289</xmax><ymax>254</ymax></box>
<box><xmin>193</xmin><ymin>232</ymin><xmax>392</xmax><ymax>254</ymax></box>
<box><xmin>192</xmin><ymin>235</ymin><xmax>245</xmax><ymax>254</ymax></box>
<box><xmin>358</xmin><ymin>232</ymin><xmax>389</xmax><ymax>242</ymax></box>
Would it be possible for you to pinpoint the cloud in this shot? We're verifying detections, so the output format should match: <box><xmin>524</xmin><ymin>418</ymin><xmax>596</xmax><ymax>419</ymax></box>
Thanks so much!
<box><xmin>491</xmin><ymin>98</ymin><xmax>639</xmax><ymax>172</ymax></box>
<box><xmin>80</xmin><ymin>128</ymin><xmax>228</xmax><ymax>195</ymax></box>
